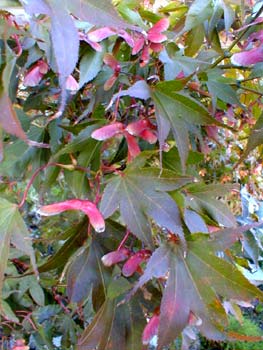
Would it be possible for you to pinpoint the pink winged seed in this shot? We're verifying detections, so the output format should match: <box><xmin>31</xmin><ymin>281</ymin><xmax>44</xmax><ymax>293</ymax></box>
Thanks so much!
<box><xmin>101</xmin><ymin>248</ymin><xmax>131</xmax><ymax>267</ymax></box>
<box><xmin>126</xmin><ymin>119</ymin><xmax>157</xmax><ymax>144</ymax></box>
<box><xmin>23</xmin><ymin>60</ymin><xmax>49</xmax><ymax>87</ymax></box>
<box><xmin>38</xmin><ymin>199</ymin><xmax>105</xmax><ymax>233</ymax></box>
<box><xmin>66</xmin><ymin>75</ymin><xmax>79</xmax><ymax>91</ymax></box>
<box><xmin>124</xmin><ymin>132</ymin><xmax>141</xmax><ymax>161</ymax></box>
<box><xmin>122</xmin><ymin>249</ymin><xmax>151</xmax><ymax>277</ymax></box>
<box><xmin>231</xmin><ymin>46</ymin><xmax>263</xmax><ymax>66</ymax></box>
<box><xmin>139</xmin><ymin>129</ymin><xmax>157</xmax><ymax>144</ymax></box>
<box><xmin>88</xmin><ymin>27</ymin><xmax>116</xmax><ymax>42</ymax></box>
<box><xmin>147</xmin><ymin>32</ymin><xmax>167</xmax><ymax>43</ymax></box>
<box><xmin>142</xmin><ymin>314</ymin><xmax>160</xmax><ymax>345</ymax></box>
<box><xmin>147</xmin><ymin>18</ymin><xmax>169</xmax><ymax>43</ymax></box>
<box><xmin>91</xmin><ymin>122</ymin><xmax>125</xmax><ymax>140</ymax></box>
<box><xmin>125</xmin><ymin>119</ymin><xmax>151</xmax><ymax>135</ymax></box>
<box><xmin>103</xmin><ymin>53</ymin><xmax>121</xmax><ymax>72</ymax></box>
<box><xmin>88</xmin><ymin>27</ymin><xmax>134</xmax><ymax>47</ymax></box>
<box><xmin>23</xmin><ymin>66</ymin><xmax>43</xmax><ymax>87</ymax></box>
<box><xmin>132</xmin><ymin>36</ymin><xmax>145</xmax><ymax>55</ymax></box>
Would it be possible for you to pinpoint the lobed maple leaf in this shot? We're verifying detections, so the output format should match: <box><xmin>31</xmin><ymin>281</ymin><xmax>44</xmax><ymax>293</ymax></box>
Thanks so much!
<box><xmin>130</xmin><ymin>236</ymin><xmax>263</xmax><ymax>349</ymax></box>
<box><xmin>77</xmin><ymin>277</ymin><xmax>146</xmax><ymax>350</ymax></box>
<box><xmin>100</xmin><ymin>166</ymin><xmax>193</xmax><ymax>247</ymax></box>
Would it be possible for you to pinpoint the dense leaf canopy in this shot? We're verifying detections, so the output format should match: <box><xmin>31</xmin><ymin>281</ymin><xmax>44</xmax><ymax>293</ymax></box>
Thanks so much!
<box><xmin>1</xmin><ymin>1</ymin><xmax>263</xmax><ymax>349</ymax></box>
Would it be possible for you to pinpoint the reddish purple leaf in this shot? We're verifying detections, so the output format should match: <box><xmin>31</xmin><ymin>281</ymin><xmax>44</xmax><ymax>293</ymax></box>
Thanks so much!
<box><xmin>88</xmin><ymin>27</ymin><xmax>134</xmax><ymax>47</ymax></box>
<box><xmin>39</xmin><ymin>199</ymin><xmax>105</xmax><ymax>233</ymax></box>
<box><xmin>131</xmin><ymin>18</ymin><xmax>168</xmax><ymax>66</ymax></box>
<box><xmin>38</xmin><ymin>60</ymin><xmax>49</xmax><ymax>74</ymax></box>
<box><xmin>0</xmin><ymin>93</ymin><xmax>27</xmax><ymax>141</ymax></box>
<box><xmin>142</xmin><ymin>313</ymin><xmax>160</xmax><ymax>345</ymax></box>
<box><xmin>122</xmin><ymin>249</ymin><xmax>151</xmax><ymax>277</ymax></box>
<box><xmin>126</xmin><ymin>119</ymin><xmax>157</xmax><ymax>144</ymax></box>
<box><xmin>91</xmin><ymin>122</ymin><xmax>125</xmax><ymax>140</ymax></box>
<box><xmin>147</xmin><ymin>18</ymin><xmax>169</xmax><ymax>43</ymax></box>
<box><xmin>101</xmin><ymin>248</ymin><xmax>130</xmax><ymax>267</ymax></box>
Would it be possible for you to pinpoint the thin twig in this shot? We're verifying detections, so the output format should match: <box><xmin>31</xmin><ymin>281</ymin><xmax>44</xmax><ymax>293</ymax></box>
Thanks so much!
<box><xmin>210</xmin><ymin>4</ymin><xmax>263</xmax><ymax>69</ymax></box>
<box><xmin>239</xmin><ymin>86</ymin><xmax>263</xmax><ymax>96</ymax></box>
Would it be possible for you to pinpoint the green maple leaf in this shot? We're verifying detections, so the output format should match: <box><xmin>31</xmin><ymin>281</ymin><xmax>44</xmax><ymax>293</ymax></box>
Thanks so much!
<box><xmin>185</xmin><ymin>183</ymin><xmax>237</xmax><ymax>227</ymax></box>
<box><xmin>131</xmin><ymin>235</ymin><xmax>263</xmax><ymax>349</ymax></box>
<box><xmin>100</xmin><ymin>167</ymin><xmax>193</xmax><ymax>247</ymax></box>
<box><xmin>77</xmin><ymin>274</ymin><xmax>146</xmax><ymax>350</ymax></box>
<box><xmin>0</xmin><ymin>198</ymin><xmax>37</xmax><ymax>316</ymax></box>
<box><xmin>67</xmin><ymin>240</ymin><xmax>111</xmax><ymax>304</ymax></box>
<box><xmin>152</xmin><ymin>84</ymin><xmax>222</xmax><ymax>172</ymax></box>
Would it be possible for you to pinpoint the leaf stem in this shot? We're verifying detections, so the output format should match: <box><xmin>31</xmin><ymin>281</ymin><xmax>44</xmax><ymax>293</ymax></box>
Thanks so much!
<box><xmin>18</xmin><ymin>162</ymin><xmax>60</xmax><ymax>208</ymax></box>
<box><xmin>118</xmin><ymin>229</ymin><xmax>131</xmax><ymax>250</ymax></box>
<box><xmin>218</xmin><ymin>64</ymin><xmax>252</xmax><ymax>70</ymax></box>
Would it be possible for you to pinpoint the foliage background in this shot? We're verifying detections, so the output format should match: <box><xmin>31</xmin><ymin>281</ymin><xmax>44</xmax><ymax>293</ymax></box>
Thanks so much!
<box><xmin>0</xmin><ymin>0</ymin><xmax>263</xmax><ymax>349</ymax></box>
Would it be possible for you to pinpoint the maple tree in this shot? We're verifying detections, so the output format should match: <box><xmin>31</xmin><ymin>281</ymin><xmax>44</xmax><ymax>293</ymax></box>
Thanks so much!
<box><xmin>1</xmin><ymin>0</ymin><xmax>263</xmax><ymax>349</ymax></box>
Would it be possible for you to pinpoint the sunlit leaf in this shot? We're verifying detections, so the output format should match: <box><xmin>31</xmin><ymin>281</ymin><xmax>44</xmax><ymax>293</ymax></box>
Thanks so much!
<box><xmin>184</xmin><ymin>0</ymin><xmax>214</xmax><ymax>32</ymax></box>
<box><xmin>66</xmin><ymin>0</ymin><xmax>133</xmax><ymax>29</ymax></box>
<box><xmin>239</xmin><ymin>112</ymin><xmax>263</xmax><ymax>162</ymax></box>
<box><xmin>185</xmin><ymin>183</ymin><xmax>237</xmax><ymax>227</ymax></box>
